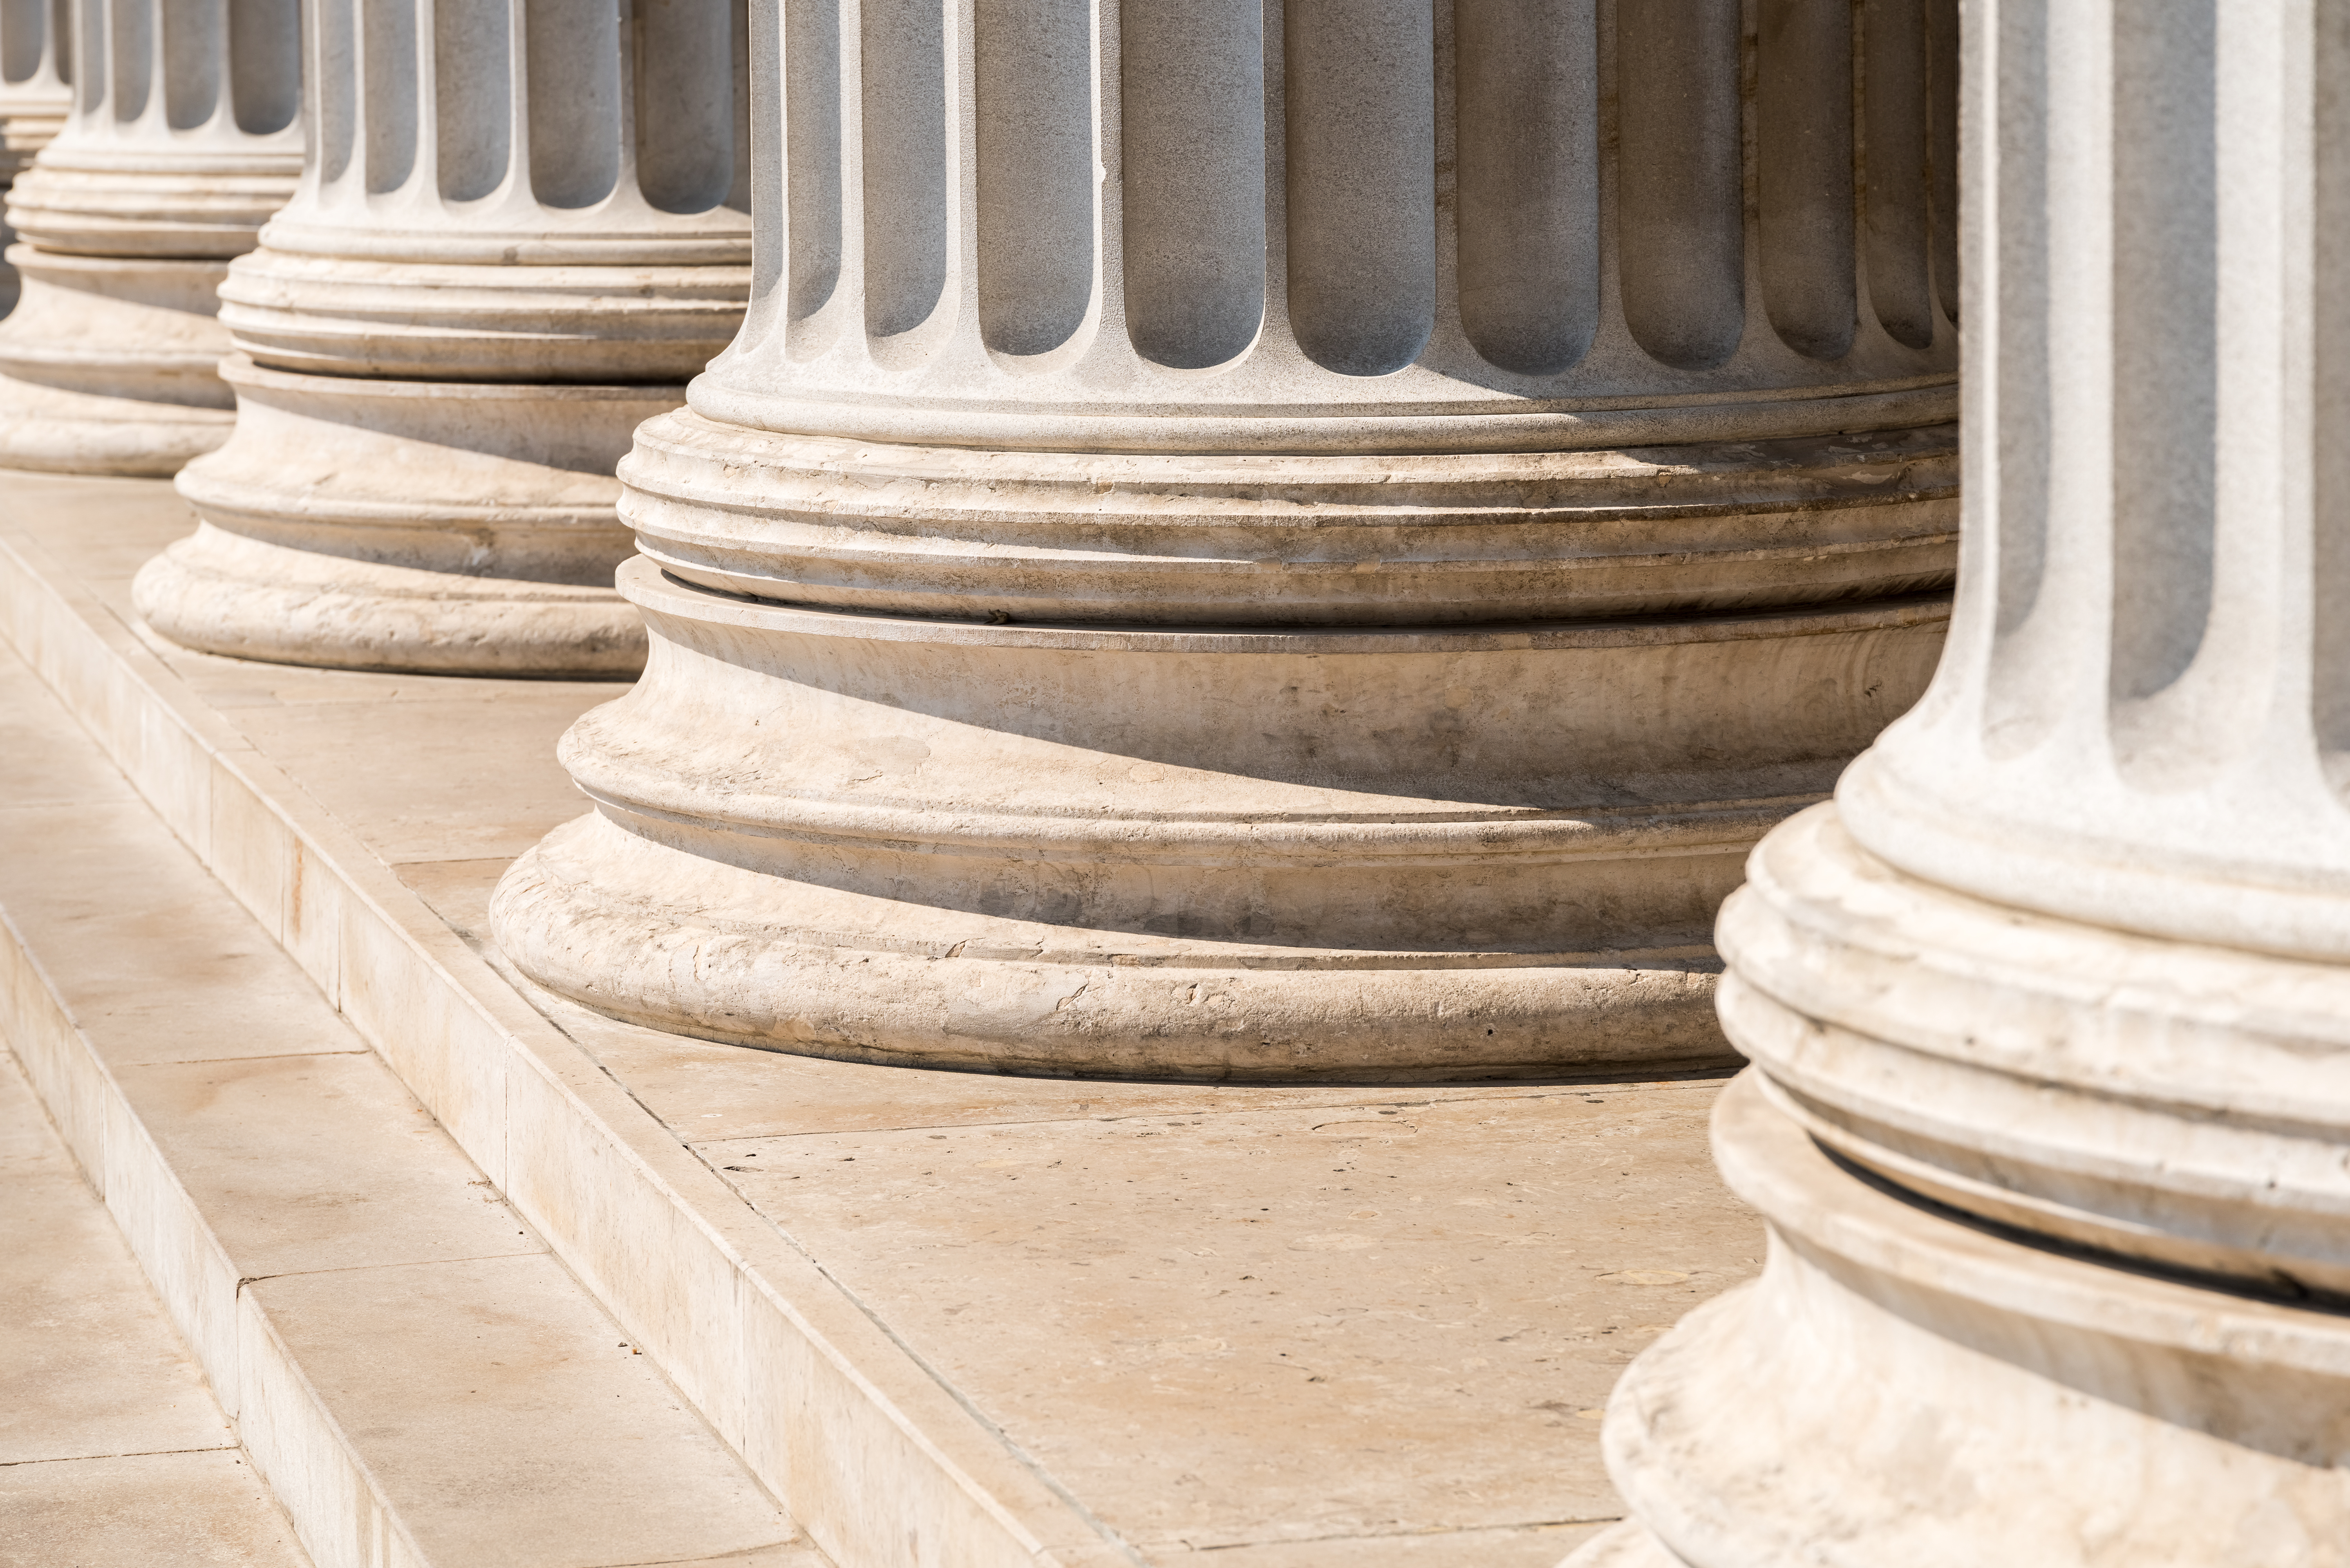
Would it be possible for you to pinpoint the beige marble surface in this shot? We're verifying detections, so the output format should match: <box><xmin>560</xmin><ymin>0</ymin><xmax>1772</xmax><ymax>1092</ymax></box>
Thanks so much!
<box><xmin>0</xmin><ymin>1043</ymin><xmax>311</xmax><ymax>1566</ymax></box>
<box><xmin>1</xmin><ymin>471</ymin><xmax>1764</xmax><ymax>1566</ymax></box>
<box><xmin>0</xmin><ymin>567</ymin><xmax>817</xmax><ymax>1568</ymax></box>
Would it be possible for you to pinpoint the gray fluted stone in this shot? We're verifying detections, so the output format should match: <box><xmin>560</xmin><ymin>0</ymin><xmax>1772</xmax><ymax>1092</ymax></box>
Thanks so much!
<box><xmin>0</xmin><ymin>0</ymin><xmax>301</xmax><ymax>473</ymax></box>
<box><xmin>133</xmin><ymin>0</ymin><xmax>753</xmax><ymax>675</ymax></box>
<box><xmin>492</xmin><ymin>0</ymin><xmax>1961</xmax><ymax>1080</ymax></box>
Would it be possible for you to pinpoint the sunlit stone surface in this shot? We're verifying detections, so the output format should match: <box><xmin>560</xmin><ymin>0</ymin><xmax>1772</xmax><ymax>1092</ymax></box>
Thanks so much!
<box><xmin>0</xmin><ymin>0</ymin><xmax>300</xmax><ymax>473</ymax></box>
<box><xmin>1579</xmin><ymin>1</ymin><xmax>2350</xmax><ymax>1561</ymax></box>
<box><xmin>493</xmin><ymin>1</ymin><xmax>1963</xmax><ymax>1078</ymax></box>
<box><xmin>133</xmin><ymin>0</ymin><xmax>753</xmax><ymax>675</ymax></box>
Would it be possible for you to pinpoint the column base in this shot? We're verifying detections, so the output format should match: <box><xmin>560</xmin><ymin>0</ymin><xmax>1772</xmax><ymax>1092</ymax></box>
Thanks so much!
<box><xmin>488</xmin><ymin>560</ymin><xmax>1949</xmax><ymax>1080</ymax></box>
<box><xmin>0</xmin><ymin>367</ymin><xmax>235</xmax><ymax>475</ymax></box>
<box><xmin>493</xmin><ymin>808</ymin><xmax>1737</xmax><ymax>1081</ymax></box>
<box><xmin>0</xmin><ymin>107</ymin><xmax>68</xmax><ymax>184</ymax></box>
<box><xmin>1571</xmin><ymin>1071</ymin><xmax>2350</xmax><ymax>1567</ymax></box>
<box><xmin>145</xmin><ymin>355</ymin><xmax>666</xmax><ymax>674</ymax></box>
<box><xmin>0</xmin><ymin>248</ymin><xmax>237</xmax><ymax>475</ymax></box>
<box><xmin>1716</xmin><ymin>804</ymin><xmax>2350</xmax><ymax>1297</ymax></box>
<box><xmin>134</xmin><ymin>524</ymin><xmax>646</xmax><ymax>676</ymax></box>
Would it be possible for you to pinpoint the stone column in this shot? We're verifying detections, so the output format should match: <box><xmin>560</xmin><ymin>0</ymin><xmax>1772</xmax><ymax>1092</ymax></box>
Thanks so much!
<box><xmin>1577</xmin><ymin>1</ymin><xmax>2350</xmax><ymax>1562</ymax></box>
<box><xmin>489</xmin><ymin>0</ymin><xmax>1960</xmax><ymax>1079</ymax></box>
<box><xmin>0</xmin><ymin>0</ymin><xmax>301</xmax><ymax>473</ymax></box>
<box><xmin>129</xmin><ymin>0</ymin><xmax>751</xmax><ymax>676</ymax></box>
<box><xmin>0</xmin><ymin>0</ymin><xmax>73</xmax><ymax>314</ymax></box>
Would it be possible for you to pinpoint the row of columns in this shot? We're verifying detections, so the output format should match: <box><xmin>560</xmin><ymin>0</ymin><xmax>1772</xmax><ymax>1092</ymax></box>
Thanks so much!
<box><xmin>0</xmin><ymin>0</ymin><xmax>300</xmax><ymax>471</ymax></box>
<box><xmin>0</xmin><ymin>0</ymin><xmax>72</xmax><ymax>312</ymax></box>
<box><xmin>12</xmin><ymin>0</ymin><xmax>2332</xmax><ymax>1552</ymax></box>
<box><xmin>132</xmin><ymin>0</ymin><xmax>754</xmax><ymax>672</ymax></box>
<box><xmin>7</xmin><ymin>0</ymin><xmax>1964</xmax><ymax>1080</ymax></box>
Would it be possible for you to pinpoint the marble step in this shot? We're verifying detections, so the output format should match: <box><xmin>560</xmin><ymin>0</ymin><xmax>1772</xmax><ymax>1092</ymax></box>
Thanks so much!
<box><xmin>0</xmin><ymin>472</ymin><xmax>1759</xmax><ymax>1568</ymax></box>
<box><xmin>0</xmin><ymin>636</ymin><xmax>821</xmax><ymax>1568</ymax></box>
<box><xmin>0</xmin><ymin>1035</ymin><xmax>310</xmax><ymax>1568</ymax></box>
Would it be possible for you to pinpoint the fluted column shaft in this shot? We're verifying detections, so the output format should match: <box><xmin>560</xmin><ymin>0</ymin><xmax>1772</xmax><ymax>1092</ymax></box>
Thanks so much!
<box><xmin>492</xmin><ymin>0</ymin><xmax>1960</xmax><ymax>1080</ymax></box>
<box><xmin>0</xmin><ymin>0</ymin><xmax>69</xmax><ymax>177</ymax></box>
<box><xmin>1582</xmin><ymin>3</ymin><xmax>2350</xmax><ymax>1563</ymax></box>
<box><xmin>0</xmin><ymin>0</ymin><xmax>72</xmax><ymax>311</ymax></box>
<box><xmin>0</xmin><ymin>0</ymin><xmax>300</xmax><ymax>473</ymax></box>
<box><xmin>132</xmin><ymin>0</ymin><xmax>752</xmax><ymax>676</ymax></box>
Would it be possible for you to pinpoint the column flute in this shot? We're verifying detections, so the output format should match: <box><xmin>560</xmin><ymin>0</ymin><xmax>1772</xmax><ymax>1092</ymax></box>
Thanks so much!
<box><xmin>1579</xmin><ymin>0</ymin><xmax>2350</xmax><ymax>1561</ymax></box>
<box><xmin>493</xmin><ymin>0</ymin><xmax>1961</xmax><ymax>1079</ymax></box>
<box><xmin>0</xmin><ymin>0</ymin><xmax>300</xmax><ymax>473</ymax></box>
<box><xmin>133</xmin><ymin>0</ymin><xmax>751</xmax><ymax>676</ymax></box>
<box><xmin>0</xmin><ymin>0</ymin><xmax>72</xmax><ymax>313</ymax></box>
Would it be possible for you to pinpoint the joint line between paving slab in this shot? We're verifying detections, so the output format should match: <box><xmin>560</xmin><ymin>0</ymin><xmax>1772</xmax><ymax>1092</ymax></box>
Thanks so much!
<box><xmin>0</xmin><ymin>1444</ymin><xmax>244</xmax><ymax>1469</ymax></box>
<box><xmin>1179</xmin><ymin>1515</ymin><xmax>1629</xmax><ymax>1552</ymax></box>
<box><xmin>124</xmin><ymin>1049</ymin><xmax>375</xmax><ymax>1067</ymax></box>
<box><xmin>678</xmin><ymin>1077</ymin><xmax>1733</xmax><ymax>1149</ymax></box>
<box><xmin>589</xmin><ymin>1546</ymin><xmax>813</xmax><ymax>1568</ymax></box>
<box><xmin>230</xmin><ymin>1244</ymin><xmax>554</xmax><ymax>1292</ymax></box>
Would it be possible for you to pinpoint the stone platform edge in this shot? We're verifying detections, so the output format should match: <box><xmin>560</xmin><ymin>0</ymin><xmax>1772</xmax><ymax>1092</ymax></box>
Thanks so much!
<box><xmin>0</xmin><ymin>529</ymin><xmax>1138</xmax><ymax>1568</ymax></box>
<box><xmin>0</xmin><ymin>903</ymin><xmax>432</xmax><ymax>1568</ymax></box>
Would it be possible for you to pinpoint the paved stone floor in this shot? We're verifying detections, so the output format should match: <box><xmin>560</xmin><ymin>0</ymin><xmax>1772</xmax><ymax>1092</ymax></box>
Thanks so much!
<box><xmin>0</xmin><ymin>1044</ymin><xmax>312</xmax><ymax>1567</ymax></box>
<box><xmin>0</xmin><ymin>473</ymin><xmax>1767</xmax><ymax>1566</ymax></box>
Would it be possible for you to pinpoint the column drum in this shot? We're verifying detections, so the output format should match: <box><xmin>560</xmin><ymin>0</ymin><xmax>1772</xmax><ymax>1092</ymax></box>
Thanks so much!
<box><xmin>493</xmin><ymin>0</ymin><xmax>1962</xmax><ymax>1078</ymax></box>
<box><xmin>0</xmin><ymin>0</ymin><xmax>300</xmax><ymax>473</ymax></box>
<box><xmin>133</xmin><ymin>0</ymin><xmax>752</xmax><ymax>675</ymax></box>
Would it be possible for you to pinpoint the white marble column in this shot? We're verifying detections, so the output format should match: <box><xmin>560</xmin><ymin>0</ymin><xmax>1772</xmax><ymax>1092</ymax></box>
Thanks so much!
<box><xmin>0</xmin><ymin>0</ymin><xmax>301</xmax><ymax>473</ymax></box>
<box><xmin>0</xmin><ymin>0</ymin><xmax>72</xmax><ymax>313</ymax></box>
<box><xmin>130</xmin><ymin>0</ymin><xmax>752</xmax><ymax>675</ymax></box>
<box><xmin>1578</xmin><ymin>1</ymin><xmax>2350</xmax><ymax>1562</ymax></box>
<box><xmin>490</xmin><ymin>0</ymin><xmax>1961</xmax><ymax>1078</ymax></box>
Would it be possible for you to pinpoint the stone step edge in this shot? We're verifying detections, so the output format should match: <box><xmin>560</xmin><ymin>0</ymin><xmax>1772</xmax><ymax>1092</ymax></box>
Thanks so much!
<box><xmin>0</xmin><ymin>526</ymin><xmax>1133</xmax><ymax>1568</ymax></box>
<box><xmin>0</xmin><ymin>901</ymin><xmax>428</xmax><ymax>1568</ymax></box>
<box><xmin>0</xmin><ymin>651</ymin><xmax>818</xmax><ymax>1568</ymax></box>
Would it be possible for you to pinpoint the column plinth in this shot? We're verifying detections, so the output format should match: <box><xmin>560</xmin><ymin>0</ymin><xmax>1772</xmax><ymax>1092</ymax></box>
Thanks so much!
<box><xmin>132</xmin><ymin>0</ymin><xmax>752</xmax><ymax>675</ymax></box>
<box><xmin>493</xmin><ymin>0</ymin><xmax>1962</xmax><ymax>1078</ymax></box>
<box><xmin>0</xmin><ymin>0</ymin><xmax>300</xmax><ymax>474</ymax></box>
<box><xmin>1580</xmin><ymin>0</ymin><xmax>2350</xmax><ymax>1558</ymax></box>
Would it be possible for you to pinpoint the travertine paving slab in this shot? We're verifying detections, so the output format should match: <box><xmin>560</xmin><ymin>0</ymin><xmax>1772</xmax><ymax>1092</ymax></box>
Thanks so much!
<box><xmin>108</xmin><ymin>1051</ymin><xmax>540</xmax><ymax>1277</ymax></box>
<box><xmin>0</xmin><ymin>620</ymin><xmax>821</xmax><ymax>1568</ymax></box>
<box><xmin>229</xmin><ymin>696</ymin><xmax>621</xmax><ymax>865</ymax></box>
<box><xmin>0</xmin><ymin>647</ymin><xmax>141</xmax><ymax>809</ymax></box>
<box><xmin>254</xmin><ymin>1254</ymin><xmax>820</xmax><ymax>1568</ymax></box>
<box><xmin>0</xmin><ymin>1449</ymin><xmax>311</xmax><ymax>1568</ymax></box>
<box><xmin>698</xmin><ymin>1082</ymin><xmax>1745</xmax><ymax>1557</ymax></box>
<box><xmin>0</xmin><ymin>1054</ymin><xmax>234</xmax><ymax>1469</ymax></box>
<box><xmin>0</xmin><ymin>471</ymin><xmax>192</xmax><ymax>583</ymax></box>
<box><xmin>1191</xmin><ymin>1521</ymin><xmax>1611</xmax><ymax>1567</ymax></box>
<box><xmin>0</xmin><ymin>798</ymin><xmax>371</xmax><ymax>1067</ymax></box>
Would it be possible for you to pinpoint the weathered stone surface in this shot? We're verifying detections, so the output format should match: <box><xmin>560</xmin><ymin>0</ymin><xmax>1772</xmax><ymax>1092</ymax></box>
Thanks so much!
<box><xmin>494</xmin><ymin>0</ymin><xmax>1961</xmax><ymax>1076</ymax></box>
<box><xmin>9</xmin><ymin>470</ymin><xmax>1771</xmax><ymax>1568</ymax></box>
<box><xmin>0</xmin><ymin>0</ymin><xmax>301</xmax><ymax>473</ymax></box>
<box><xmin>136</xmin><ymin>0</ymin><xmax>754</xmax><ymax>674</ymax></box>
<box><xmin>1579</xmin><ymin>2</ymin><xmax>2350</xmax><ymax>1561</ymax></box>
